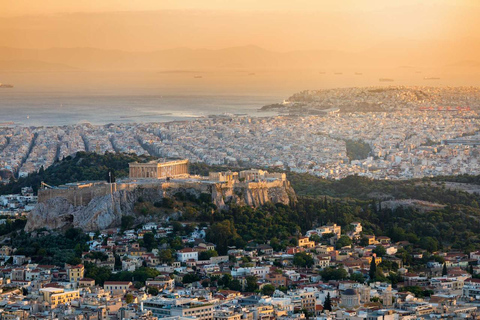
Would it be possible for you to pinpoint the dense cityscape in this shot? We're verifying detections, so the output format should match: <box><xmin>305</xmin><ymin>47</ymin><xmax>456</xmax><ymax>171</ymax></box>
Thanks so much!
<box><xmin>1</xmin><ymin>85</ymin><xmax>480</xmax><ymax>319</ymax></box>
<box><xmin>2</xmin><ymin>0</ymin><xmax>480</xmax><ymax>318</ymax></box>
<box><xmin>2</xmin><ymin>87</ymin><xmax>480</xmax><ymax>182</ymax></box>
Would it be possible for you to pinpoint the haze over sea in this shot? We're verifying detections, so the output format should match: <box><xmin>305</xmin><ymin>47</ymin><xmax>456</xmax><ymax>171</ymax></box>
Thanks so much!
<box><xmin>1</xmin><ymin>68</ymin><xmax>479</xmax><ymax>126</ymax></box>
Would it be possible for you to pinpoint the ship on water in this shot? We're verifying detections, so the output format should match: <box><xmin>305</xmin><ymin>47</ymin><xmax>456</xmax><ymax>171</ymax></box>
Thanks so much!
<box><xmin>424</xmin><ymin>77</ymin><xmax>440</xmax><ymax>80</ymax></box>
<box><xmin>194</xmin><ymin>75</ymin><xmax>203</xmax><ymax>79</ymax></box>
<box><xmin>379</xmin><ymin>78</ymin><xmax>394</xmax><ymax>82</ymax></box>
<box><xmin>0</xmin><ymin>83</ymin><xmax>14</xmax><ymax>88</ymax></box>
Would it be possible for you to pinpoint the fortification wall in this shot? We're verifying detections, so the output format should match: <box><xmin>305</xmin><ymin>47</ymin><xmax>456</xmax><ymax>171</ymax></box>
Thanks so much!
<box><xmin>39</xmin><ymin>182</ymin><xmax>151</xmax><ymax>206</ymax></box>
<box><xmin>28</xmin><ymin>178</ymin><xmax>296</xmax><ymax>232</ymax></box>
<box><xmin>37</xmin><ymin>178</ymin><xmax>294</xmax><ymax>209</ymax></box>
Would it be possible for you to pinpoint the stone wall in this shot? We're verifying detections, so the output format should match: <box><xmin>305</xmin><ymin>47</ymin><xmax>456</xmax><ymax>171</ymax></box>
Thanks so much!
<box><xmin>28</xmin><ymin>178</ymin><xmax>296</xmax><ymax>232</ymax></box>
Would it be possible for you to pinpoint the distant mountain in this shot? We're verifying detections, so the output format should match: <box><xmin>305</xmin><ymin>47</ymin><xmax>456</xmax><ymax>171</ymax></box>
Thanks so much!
<box><xmin>0</xmin><ymin>46</ymin><xmax>357</xmax><ymax>71</ymax></box>
<box><xmin>445</xmin><ymin>60</ymin><xmax>480</xmax><ymax>68</ymax></box>
<box><xmin>0</xmin><ymin>59</ymin><xmax>78</xmax><ymax>72</ymax></box>
<box><xmin>0</xmin><ymin>40</ymin><xmax>479</xmax><ymax>71</ymax></box>
<box><xmin>362</xmin><ymin>38</ymin><xmax>480</xmax><ymax>68</ymax></box>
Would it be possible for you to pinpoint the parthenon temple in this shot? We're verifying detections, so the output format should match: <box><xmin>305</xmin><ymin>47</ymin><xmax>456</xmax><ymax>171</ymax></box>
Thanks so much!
<box><xmin>129</xmin><ymin>159</ymin><xmax>189</xmax><ymax>179</ymax></box>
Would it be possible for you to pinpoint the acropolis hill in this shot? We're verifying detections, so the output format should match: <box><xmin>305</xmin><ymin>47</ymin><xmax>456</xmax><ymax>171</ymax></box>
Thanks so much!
<box><xmin>26</xmin><ymin>159</ymin><xmax>296</xmax><ymax>231</ymax></box>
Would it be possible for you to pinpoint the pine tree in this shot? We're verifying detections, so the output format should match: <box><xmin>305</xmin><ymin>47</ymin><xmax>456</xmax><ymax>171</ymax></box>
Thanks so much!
<box><xmin>469</xmin><ymin>264</ymin><xmax>474</xmax><ymax>275</ymax></box>
<box><xmin>369</xmin><ymin>257</ymin><xmax>377</xmax><ymax>280</ymax></box>
<box><xmin>442</xmin><ymin>263</ymin><xmax>448</xmax><ymax>276</ymax></box>
<box><xmin>324</xmin><ymin>292</ymin><xmax>332</xmax><ymax>311</ymax></box>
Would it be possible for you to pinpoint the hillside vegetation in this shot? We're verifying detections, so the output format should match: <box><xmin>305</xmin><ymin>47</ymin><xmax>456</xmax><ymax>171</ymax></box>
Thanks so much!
<box><xmin>0</xmin><ymin>151</ymin><xmax>155</xmax><ymax>195</ymax></box>
<box><xmin>3</xmin><ymin>152</ymin><xmax>480</xmax><ymax>254</ymax></box>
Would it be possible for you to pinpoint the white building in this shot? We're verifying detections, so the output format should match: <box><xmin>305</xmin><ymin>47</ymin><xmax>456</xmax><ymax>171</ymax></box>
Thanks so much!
<box><xmin>176</xmin><ymin>248</ymin><xmax>198</xmax><ymax>262</ymax></box>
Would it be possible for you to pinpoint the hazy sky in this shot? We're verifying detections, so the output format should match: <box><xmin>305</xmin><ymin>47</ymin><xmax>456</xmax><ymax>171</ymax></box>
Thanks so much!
<box><xmin>1</xmin><ymin>0</ymin><xmax>479</xmax><ymax>15</ymax></box>
<box><xmin>0</xmin><ymin>0</ymin><xmax>479</xmax><ymax>52</ymax></box>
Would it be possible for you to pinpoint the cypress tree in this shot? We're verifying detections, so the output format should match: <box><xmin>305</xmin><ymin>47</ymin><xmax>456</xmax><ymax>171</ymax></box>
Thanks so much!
<box><xmin>442</xmin><ymin>263</ymin><xmax>448</xmax><ymax>276</ymax></box>
<box><xmin>369</xmin><ymin>257</ymin><xmax>377</xmax><ymax>280</ymax></box>
<box><xmin>324</xmin><ymin>292</ymin><xmax>332</xmax><ymax>311</ymax></box>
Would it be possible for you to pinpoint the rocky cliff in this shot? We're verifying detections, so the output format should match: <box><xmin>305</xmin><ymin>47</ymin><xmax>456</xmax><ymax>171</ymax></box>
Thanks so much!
<box><xmin>212</xmin><ymin>180</ymin><xmax>296</xmax><ymax>209</ymax></box>
<box><xmin>25</xmin><ymin>180</ymin><xmax>296</xmax><ymax>232</ymax></box>
<box><xmin>25</xmin><ymin>187</ymin><xmax>169</xmax><ymax>232</ymax></box>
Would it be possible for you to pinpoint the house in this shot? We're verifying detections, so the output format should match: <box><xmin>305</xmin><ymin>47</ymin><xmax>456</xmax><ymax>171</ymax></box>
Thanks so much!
<box><xmin>470</xmin><ymin>251</ymin><xmax>480</xmax><ymax>262</ymax></box>
<box><xmin>377</xmin><ymin>236</ymin><xmax>391</xmax><ymax>245</ymax></box>
<box><xmin>363</xmin><ymin>235</ymin><xmax>376</xmax><ymax>245</ymax></box>
<box><xmin>298</xmin><ymin>237</ymin><xmax>315</xmax><ymax>249</ymax></box>
<box><xmin>13</xmin><ymin>255</ymin><xmax>30</xmax><ymax>265</ymax></box>
<box><xmin>146</xmin><ymin>276</ymin><xmax>175</xmax><ymax>290</ymax></box>
<box><xmin>104</xmin><ymin>281</ymin><xmax>133</xmax><ymax>295</ymax></box>
<box><xmin>309</xmin><ymin>224</ymin><xmax>341</xmax><ymax>238</ymax></box>
<box><xmin>66</xmin><ymin>264</ymin><xmax>84</xmax><ymax>283</ymax></box>
<box><xmin>40</xmin><ymin>287</ymin><xmax>80</xmax><ymax>308</ymax></box>
<box><xmin>314</xmin><ymin>255</ymin><xmax>331</xmax><ymax>269</ymax></box>
<box><xmin>0</xmin><ymin>246</ymin><xmax>13</xmax><ymax>257</ymax></box>
<box><xmin>350</xmin><ymin>222</ymin><xmax>362</xmax><ymax>235</ymax></box>
<box><xmin>177</xmin><ymin>248</ymin><xmax>198</xmax><ymax>262</ymax></box>
<box><xmin>198</xmin><ymin>243</ymin><xmax>215</xmax><ymax>251</ymax></box>
<box><xmin>266</xmin><ymin>272</ymin><xmax>288</xmax><ymax>288</ymax></box>
<box><xmin>385</xmin><ymin>246</ymin><xmax>397</xmax><ymax>255</ymax></box>
<box><xmin>463</xmin><ymin>278</ymin><xmax>480</xmax><ymax>299</ymax></box>
<box><xmin>257</xmin><ymin>244</ymin><xmax>274</xmax><ymax>255</ymax></box>
<box><xmin>79</xmin><ymin>278</ymin><xmax>95</xmax><ymax>287</ymax></box>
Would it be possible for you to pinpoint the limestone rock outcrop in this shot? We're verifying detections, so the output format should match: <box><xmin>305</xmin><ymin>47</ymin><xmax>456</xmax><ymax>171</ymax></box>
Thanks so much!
<box><xmin>25</xmin><ymin>188</ymin><xmax>167</xmax><ymax>232</ymax></box>
<box><xmin>25</xmin><ymin>180</ymin><xmax>296</xmax><ymax>232</ymax></box>
<box><xmin>212</xmin><ymin>180</ymin><xmax>296</xmax><ymax>209</ymax></box>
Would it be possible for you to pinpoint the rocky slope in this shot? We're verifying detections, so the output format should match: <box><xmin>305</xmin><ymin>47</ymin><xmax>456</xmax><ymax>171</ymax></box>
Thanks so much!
<box><xmin>212</xmin><ymin>180</ymin><xmax>296</xmax><ymax>209</ymax></box>
<box><xmin>25</xmin><ymin>181</ymin><xmax>296</xmax><ymax>232</ymax></box>
<box><xmin>25</xmin><ymin>188</ymin><xmax>169</xmax><ymax>232</ymax></box>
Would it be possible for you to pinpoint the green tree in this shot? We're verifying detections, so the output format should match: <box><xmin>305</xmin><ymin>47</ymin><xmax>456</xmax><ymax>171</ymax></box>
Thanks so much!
<box><xmin>206</xmin><ymin>220</ymin><xmax>239</xmax><ymax>255</ymax></box>
<box><xmin>373</xmin><ymin>245</ymin><xmax>386</xmax><ymax>257</ymax></box>
<box><xmin>114</xmin><ymin>254</ymin><xmax>122</xmax><ymax>270</ymax></box>
<box><xmin>147</xmin><ymin>286</ymin><xmax>159</xmax><ymax>296</ymax></box>
<box><xmin>143</xmin><ymin>232</ymin><xmax>156</xmax><ymax>251</ymax></box>
<box><xmin>324</xmin><ymin>292</ymin><xmax>332</xmax><ymax>311</ymax></box>
<box><xmin>245</xmin><ymin>275</ymin><xmax>258</xmax><ymax>292</ymax></box>
<box><xmin>84</xmin><ymin>263</ymin><xmax>112</xmax><ymax>286</ymax></box>
<box><xmin>159</xmin><ymin>249</ymin><xmax>174</xmax><ymax>263</ymax></box>
<box><xmin>293</xmin><ymin>252</ymin><xmax>314</xmax><ymax>268</ymax></box>
<box><xmin>319</xmin><ymin>267</ymin><xmax>348</xmax><ymax>281</ymax></box>
<box><xmin>121</xmin><ymin>216</ymin><xmax>135</xmax><ymax>231</ymax></box>
<box><xmin>199</xmin><ymin>250</ymin><xmax>219</xmax><ymax>261</ymax></box>
<box><xmin>350</xmin><ymin>273</ymin><xmax>365</xmax><ymax>283</ymax></box>
<box><xmin>162</xmin><ymin>197</ymin><xmax>175</xmax><ymax>209</ymax></box>
<box><xmin>261</xmin><ymin>284</ymin><xmax>276</xmax><ymax>296</ymax></box>
<box><xmin>221</xmin><ymin>274</ymin><xmax>233</xmax><ymax>288</ymax></box>
<box><xmin>65</xmin><ymin>228</ymin><xmax>84</xmax><ymax>241</ymax></box>
<box><xmin>369</xmin><ymin>258</ymin><xmax>377</xmax><ymax>280</ymax></box>
<box><xmin>309</xmin><ymin>234</ymin><xmax>322</xmax><ymax>243</ymax></box>
<box><xmin>182</xmin><ymin>273</ymin><xmax>200</xmax><ymax>284</ymax></box>
<box><xmin>335</xmin><ymin>236</ymin><xmax>352</xmax><ymax>249</ymax></box>
<box><xmin>420</xmin><ymin>237</ymin><xmax>438</xmax><ymax>252</ymax></box>
<box><xmin>125</xmin><ymin>293</ymin><xmax>134</xmax><ymax>304</ymax></box>
<box><xmin>442</xmin><ymin>263</ymin><xmax>448</xmax><ymax>276</ymax></box>
<box><xmin>230</xmin><ymin>279</ymin><xmax>242</xmax><ymax>291</ymax></box>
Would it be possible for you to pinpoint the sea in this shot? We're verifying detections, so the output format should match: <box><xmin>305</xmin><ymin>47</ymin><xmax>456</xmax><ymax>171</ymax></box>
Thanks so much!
<box><xmin>1</xmin><ymin>68</ymin><xmax>478</xmax><ymax>127</ymax></box>
<box><xmin>0</xmin><ymin>91</ymin><xmax>281</xmax><ymax>127</ymax></box>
